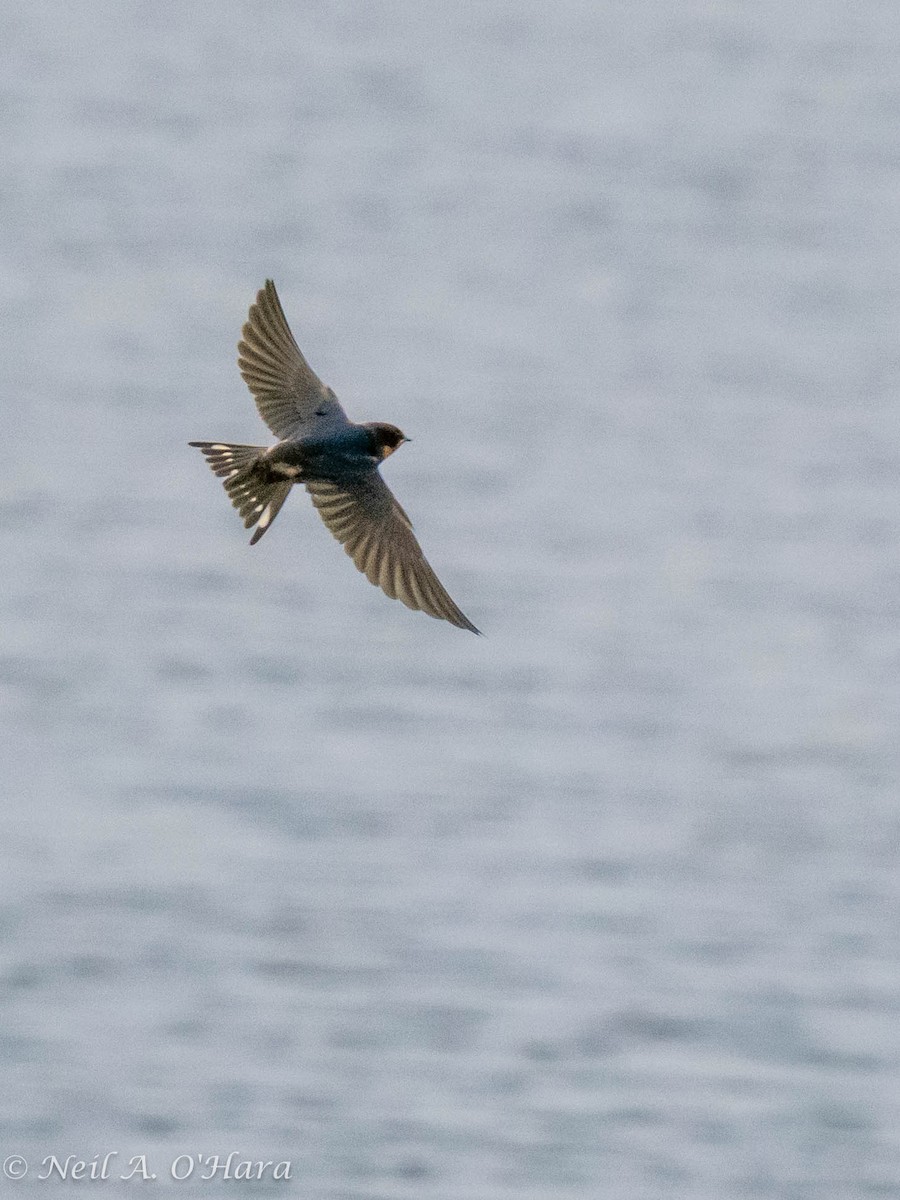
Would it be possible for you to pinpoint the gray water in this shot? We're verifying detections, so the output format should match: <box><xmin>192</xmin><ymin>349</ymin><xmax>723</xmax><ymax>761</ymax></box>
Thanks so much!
<box><xmin>2</xmin><ymin>1</ymin><xmax>900</xmax><ymax>1196</ymax></box>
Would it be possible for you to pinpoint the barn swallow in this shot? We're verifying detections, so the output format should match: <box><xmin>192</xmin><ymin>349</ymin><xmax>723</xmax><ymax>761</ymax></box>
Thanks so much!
<box><xmin>190</xmin><ymin>280</ymin><xmax>479</xmax><ymax>633</ymax></box>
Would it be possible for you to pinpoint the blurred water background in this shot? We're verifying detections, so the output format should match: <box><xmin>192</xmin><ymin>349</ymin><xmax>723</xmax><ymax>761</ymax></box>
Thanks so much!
<box><xmin>2</xmin><ymin>1</ymin><xmax>900</xmax><ymax>1196</ymax></box>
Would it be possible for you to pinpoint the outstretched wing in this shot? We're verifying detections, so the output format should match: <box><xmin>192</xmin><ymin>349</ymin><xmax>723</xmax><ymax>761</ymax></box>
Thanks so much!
<box><xmin>238</xmin><ymin>280</ymin><xmax>349</xmax><ymax>438</ymax></box>
<box><xmin>305</xmin><ymin>473</ymin><xmax>479</xmax><ymax>633</ymax></box>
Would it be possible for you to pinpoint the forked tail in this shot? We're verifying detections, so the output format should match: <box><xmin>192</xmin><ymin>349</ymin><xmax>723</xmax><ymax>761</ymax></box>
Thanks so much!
<box><xmin>189</xmin><ymin>442</ymin><xmax>293</xmax><ymax>544</ymax></box>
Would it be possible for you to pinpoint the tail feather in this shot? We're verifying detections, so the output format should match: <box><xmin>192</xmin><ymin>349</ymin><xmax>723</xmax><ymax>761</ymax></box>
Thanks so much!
<box><xmin>189</xmin><ymin>441</ymin><xmax>263</xmax><ymax>477</ymax></box>
<box><xmin>189</xmin><ymin>441</ymin><xmax>293</xmax><ymax>543</ymax></box>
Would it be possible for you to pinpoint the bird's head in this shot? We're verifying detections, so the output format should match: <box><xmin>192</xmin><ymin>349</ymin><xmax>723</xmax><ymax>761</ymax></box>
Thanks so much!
<box><xmin>366</xmin><ymin>422</ymin><xmax>410</xmax><ymax>460</ymax></box>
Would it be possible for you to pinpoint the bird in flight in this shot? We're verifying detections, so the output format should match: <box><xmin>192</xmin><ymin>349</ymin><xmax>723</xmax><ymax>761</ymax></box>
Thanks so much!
<box><xmin>190</xmin><ymin>280</ymin><xmax>479</xmax><ymax>633</ymax></box>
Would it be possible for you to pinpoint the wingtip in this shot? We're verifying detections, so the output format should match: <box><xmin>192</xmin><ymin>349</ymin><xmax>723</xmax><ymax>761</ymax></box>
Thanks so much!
<box><xmin>248</xmin><ymin>279</ymin><xmax>277</xmax><ymax>311</ymax></box>
<box><xmin>453</xmin><ymin>612</ymin><xmax>482</xmax><ymax>635</ymax></box>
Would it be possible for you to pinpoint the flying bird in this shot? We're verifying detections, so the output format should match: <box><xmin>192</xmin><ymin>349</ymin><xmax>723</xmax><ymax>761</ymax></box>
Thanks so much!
<box><xmin>190</xmin><ymin>280</ymin><xmax>479</xmax><ymax>633</ymax></box>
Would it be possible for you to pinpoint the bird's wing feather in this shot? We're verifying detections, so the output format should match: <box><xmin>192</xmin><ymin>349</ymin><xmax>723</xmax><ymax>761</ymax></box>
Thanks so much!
<box><xmin>238</xmin><ymin>280</ymin><xmax>349</xmax><ymax>438</ymax></box>
<box><xmin>305</xmin><ymin>473</ymin><xmax>479</xmax><ymax>633</ymax></box>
